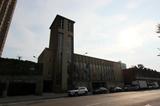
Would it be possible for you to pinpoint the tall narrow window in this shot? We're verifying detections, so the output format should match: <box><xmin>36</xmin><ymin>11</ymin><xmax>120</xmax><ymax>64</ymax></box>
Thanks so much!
<box><xmin>57</xmin><ymin>32</ymin><xmax>64</xmax><ymax>69</ymax></box>
<box><xmin>68</xmin><ymin>21</ymin><xmax>73</xmax><ymax>32</ymax></box>
<box><xmin>60</xmin><ymin>19</ymin><xmax>64</xmax><ymax>29</ymax></box>
<box><xmin>58</xmin><ymin>32</ymin><xmax>64</xmax><ymax>52</ymax></box>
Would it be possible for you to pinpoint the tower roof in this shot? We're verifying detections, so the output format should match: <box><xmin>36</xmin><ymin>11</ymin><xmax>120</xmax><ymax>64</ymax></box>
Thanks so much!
<box><xmin>50</xmin><ymin>14</ymin><xmax>75</xmax><ymax>29</ymax></box>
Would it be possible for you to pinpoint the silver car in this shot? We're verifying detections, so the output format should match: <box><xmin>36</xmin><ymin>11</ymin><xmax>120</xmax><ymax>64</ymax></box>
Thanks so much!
<box><xmin>68</xmin><ymin>87</ymin><xmax>88</xmax><ymax>96</ymax></box>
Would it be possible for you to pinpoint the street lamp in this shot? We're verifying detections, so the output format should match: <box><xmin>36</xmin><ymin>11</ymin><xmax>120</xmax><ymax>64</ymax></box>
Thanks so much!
<box><xmin>84</xmin><ymin>52</ymin><xmax>88</xmax><ymax>55</ymax></box>
<box><xmin>33</xmin><ymin>55</ymin><xmax>38</xmax><ymax>62</ymax></box>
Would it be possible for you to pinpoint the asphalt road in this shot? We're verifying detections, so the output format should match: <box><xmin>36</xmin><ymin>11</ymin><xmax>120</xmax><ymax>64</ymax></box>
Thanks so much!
<box><xmin>5</xmin><ymin>89</ymin><xmax>160</xmax><ymax>106</ymax></box>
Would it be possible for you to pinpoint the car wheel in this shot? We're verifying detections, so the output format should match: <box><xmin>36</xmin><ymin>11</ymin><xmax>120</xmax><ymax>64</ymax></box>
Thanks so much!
<box><xmin>85</xmin><ymin>91</ymin><xmax>88</xmax><ymax>95</ymax></box>
<box><xmin>75</xmin><ymin>92</ymin><xmax>78</xmax><ymax>96</ymax></box>
<box><xmin>68</xmin><ymin>94</ymin><xmax>72</xmax><ymax>97</ymax></box>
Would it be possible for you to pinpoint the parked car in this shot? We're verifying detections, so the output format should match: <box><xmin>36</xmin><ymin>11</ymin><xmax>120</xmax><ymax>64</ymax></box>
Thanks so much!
<box><xmin>110</xmin><ymin>87</ymin><xmax>123</xmax><ymax>92</ymax></box>
<box><xmin>148</xmin><ymin>82</ymin><xmax>159</xmax><ymax>89</ymax></box>
<box><xmin>148</xmin><ymin>85</ymin><xmax>153</xmax><ymax>89</ymax></box>
<box><xmin>114</xmin><ymin>87</ymin><xmax>123</xmax><ymax>92</ymax></box>
<box><xmin>124</xmin><ymin>85</ymin><xmax>139</xmax><ymax>91</ymax></box>
<box><xmin>68</xmin><ymin>87</ymin><xmax>88</xmax><ymax>96</ymax></box>
<box><xmin>93</xmin><ymin>87</ymin><xmax>109</xmax><ymax>94</ymax></box>
<box><xmin>152</xmin><ymin>84</ymin><xmax>159</xmax><ymax>89</ymax></box>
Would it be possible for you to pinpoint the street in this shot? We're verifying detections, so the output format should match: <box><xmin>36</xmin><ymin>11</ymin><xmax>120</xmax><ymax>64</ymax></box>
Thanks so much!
<box><xmin>3</xmin><ymin>89</ymin><xmax>160</xmax><ymax>106</ymax></box>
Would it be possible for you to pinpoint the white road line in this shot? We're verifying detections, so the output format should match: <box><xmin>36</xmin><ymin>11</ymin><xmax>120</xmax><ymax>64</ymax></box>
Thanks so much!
<box><xmin>145</xmin><ymin>104</ymin><xmax>152</xmax><ymax>106</ymax></box>
<box><xmin>86</xmin><ymin>102</ymin><xmax>103</xmax><ymax>106</ymax></box>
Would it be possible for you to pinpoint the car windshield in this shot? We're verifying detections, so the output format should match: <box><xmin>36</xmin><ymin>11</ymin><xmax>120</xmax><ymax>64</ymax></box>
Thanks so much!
<box><xmin>100</xmin><ymin>87</ymin><xmax>106</xmax><ymax>89</ymax></box>
<box><xmin>74</xmin><ymin>87</ymin><xmax>78</xmax><ymax>90</ymax></box>
<box><xmin>115</xmin><ymin>87</ymin><xmax>121</xmax><ymax>89</ymax></box>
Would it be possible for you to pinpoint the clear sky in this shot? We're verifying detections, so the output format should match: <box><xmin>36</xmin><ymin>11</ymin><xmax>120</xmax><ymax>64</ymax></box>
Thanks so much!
<box><xmin>2</xmin><ymin>0</ymin><xmax>160</xmax><ymax>71</ymax></box>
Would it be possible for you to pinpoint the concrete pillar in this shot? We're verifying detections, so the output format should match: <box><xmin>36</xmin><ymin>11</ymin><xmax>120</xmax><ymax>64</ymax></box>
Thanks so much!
<box><xmin>35</xmin><ymin>79</ymin><xmax>43</xmax><ymax>95</ymax></box>
<box><xmin>2</xmin><ymin>80</ymin><xmax>9</xmax><ymax>97</ymax></box>
<box><xmin>89</xmin><ymin>82</ymin><xmax>93</xmax><ymax>92</ymax></box>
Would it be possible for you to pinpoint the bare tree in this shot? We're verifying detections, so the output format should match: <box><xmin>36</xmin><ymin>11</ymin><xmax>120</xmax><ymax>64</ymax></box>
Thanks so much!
<box><xmin>157</xmin><ymin>24</ymin><xmax>160</xmax><ymax>33</ymax></box>
<box><xmin>157</xmin><ymin>24</ymin><xmax>160</xmax><ymax>56</ymax></box>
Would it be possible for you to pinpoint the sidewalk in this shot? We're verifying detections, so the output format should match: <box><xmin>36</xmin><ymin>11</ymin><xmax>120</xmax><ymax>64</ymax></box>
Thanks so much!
<box><xmin>0</xmin><ymin>93</ymin><xmax>67</xmax><ymax>104</ymax></box>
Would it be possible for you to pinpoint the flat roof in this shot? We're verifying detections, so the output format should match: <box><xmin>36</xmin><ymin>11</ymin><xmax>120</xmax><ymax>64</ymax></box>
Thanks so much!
<box><xmin>50</xmin><ymin>14</ymin><xmax>75</xmax><ymax>29</ymax></box>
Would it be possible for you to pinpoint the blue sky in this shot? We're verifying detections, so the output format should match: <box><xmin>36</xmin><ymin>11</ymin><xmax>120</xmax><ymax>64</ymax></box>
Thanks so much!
<box><xmin>2</xmin><ymin>0</ymin><xmax>160</xmax><ymax>71</ymax></box>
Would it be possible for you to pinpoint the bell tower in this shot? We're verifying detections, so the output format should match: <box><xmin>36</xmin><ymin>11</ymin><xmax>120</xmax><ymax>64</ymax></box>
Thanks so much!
<box><xmin>49</xmin><ymin>15</ymin><xmax>75</xmax><ymax>92</ymax></box>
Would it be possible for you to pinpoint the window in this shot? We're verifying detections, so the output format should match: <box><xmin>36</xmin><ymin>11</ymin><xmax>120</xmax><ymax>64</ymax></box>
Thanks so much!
<box><xmin>68</xmin><ymin>21</ymin><xmax>73</xmax><ymax>32</ymax></box>
<box><xmin>58</xmin><ymin>32</ymin><xmax>64</xmax><ymax>53</ymax></box>
<box><xmin>60</xmin><ymin>19</ymin><xmax>64</xmax><ymax>29</ymax></box>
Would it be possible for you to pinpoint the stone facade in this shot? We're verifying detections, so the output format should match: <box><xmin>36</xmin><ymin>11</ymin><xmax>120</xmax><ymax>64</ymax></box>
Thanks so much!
<box><xmin>0</xmin><ymin>58</ymin><xmax>43</xmax><ymax>97</ymax></box>
<box><xmin>71</xmin><ymin>54</ymin><xmax>124</xmax><ymax>91</ymax></box>
<box><xmin>123</xmin><ymin>65</ymin><xmax>160</xmax><ymax>88</ymax></box>
<box><xmin>38</xmin><ymin>15</ymin><xmax>126</xmax><ymax>92</ymax></box>
<box><xmin>38</xmin><ymin>15</ymin><xmax>74</xmax><ymax>92</ymax></box>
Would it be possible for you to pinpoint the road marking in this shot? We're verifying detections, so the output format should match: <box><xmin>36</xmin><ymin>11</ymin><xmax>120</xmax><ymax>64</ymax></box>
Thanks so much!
<box><xmin>86</xmin><ymin>102</ymin><xmax>103</xmax><ymax>106</ymax></box>
<box><xmin>145</xmin><ymin>104</ymin><xmax>152</xmax><ymax>106</ymax></box>
<box><xmin>86</xmin><ymin>102</ymin><xmax>153</xmax><ymax>106</ymax></box>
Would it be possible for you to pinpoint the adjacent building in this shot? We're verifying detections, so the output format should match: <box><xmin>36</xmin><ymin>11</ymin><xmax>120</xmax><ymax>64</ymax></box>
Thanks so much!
<box><xmin>0</xmin><ymin>58</ymin><xmax>43</xmax><ymax>97</ymax></box>
<box><xmin>0</xmin><ymin>0</ymin><xmax>17</xmax><ymax>57</ymax></box>
<box><xmin>38</xmin><ymin>15</ymin><xmax>126</xmax><ymax>92</ymax></box>
<box><xmin>123</xmin><ymin>65</ymin><xmax>160</xmax><ymax>89</ymax></box>
<box><xmin>71</xmin><ymin>54</ymin><xmax>124</xmax><ymax>91</ymax></box>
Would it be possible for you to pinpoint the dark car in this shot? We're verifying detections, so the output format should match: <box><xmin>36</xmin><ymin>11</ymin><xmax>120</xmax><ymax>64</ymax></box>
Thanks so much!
<box><xmin>124</xmin><ymin>85</ymin><xmax>139</xmax><ymax>91</ymax></box>
<box><xmin>114</xmin><ymin>87</ymin><xmax>123</xmax><ymax>92</ymax></box>
<box><xmin>110</xmin><ymin>87</ymin><xmax>123</xmax><ymax>93</ymax></box>
<box><xmin>93</xmin><ymin>87</ymin><xmax>109</xmax><ymax>94</ymax></box>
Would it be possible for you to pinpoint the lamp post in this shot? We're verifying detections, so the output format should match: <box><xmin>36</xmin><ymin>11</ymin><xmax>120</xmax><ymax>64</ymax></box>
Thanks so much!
<box><xmin>84</xmin><ymin>52</ymin><xmax>88</xmax><ymax>56</ymax></box>
<box><xmin>33</xmin><ymin>55</ymin><xmax>38</xmax><ymax>62</ymax></box>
